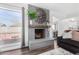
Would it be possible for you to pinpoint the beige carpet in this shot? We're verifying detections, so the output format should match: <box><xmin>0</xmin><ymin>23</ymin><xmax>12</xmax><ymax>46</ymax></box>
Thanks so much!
<box><xmin>39</xmin><ymin>48</ymin><xmax>73</xmax><ymax>55</ymax></box>
<box><xmin>39</xmin><ymin>40</ymin><xmax>73</xmax><ymax>55</ymax></box>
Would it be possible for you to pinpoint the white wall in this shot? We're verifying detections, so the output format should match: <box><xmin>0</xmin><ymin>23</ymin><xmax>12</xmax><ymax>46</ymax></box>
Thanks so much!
<box><xmin>49</xmin><ymin>9</ymin><xmax>79</xmax><ymax>39</ymax></box>
<box><xmin>49</xmin><ymin>11</ymin><xmax>59</xmax><ymax>39</ymax></box>
<box><xmin>57</xmin><ymin>18</ymin><xmax>78</xmax><ymax>38</ymax></box>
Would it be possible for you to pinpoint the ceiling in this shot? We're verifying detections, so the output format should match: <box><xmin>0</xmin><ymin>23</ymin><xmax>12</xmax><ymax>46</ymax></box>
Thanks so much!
<box><xmin>31</xmin><ymin>3</ymin><xmax>79</xmax><ymax>19</ymax></box>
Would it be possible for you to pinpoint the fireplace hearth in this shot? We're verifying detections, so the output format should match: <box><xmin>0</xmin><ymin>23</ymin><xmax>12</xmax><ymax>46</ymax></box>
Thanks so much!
<box><xmin>35</xmin><ymin>29</ymin><xmax>45</xmax><ymax>39</ymax></box>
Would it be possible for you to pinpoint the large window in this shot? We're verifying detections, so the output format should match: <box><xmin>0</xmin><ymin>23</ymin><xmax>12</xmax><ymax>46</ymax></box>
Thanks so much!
<box><xmin>0</xmin><ymin>7</ymin><xmax>22</xmax><ymax>45</ymax></box>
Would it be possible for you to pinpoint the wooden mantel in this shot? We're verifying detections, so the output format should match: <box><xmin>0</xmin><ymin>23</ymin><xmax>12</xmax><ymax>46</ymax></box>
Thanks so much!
<box><xmin>29</xmin><ymin>25</ymin><xmax>51</xmax><ymax>28</ymax></box>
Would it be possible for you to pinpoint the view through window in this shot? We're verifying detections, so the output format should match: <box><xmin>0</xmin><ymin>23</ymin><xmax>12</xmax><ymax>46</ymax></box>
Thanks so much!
<box><xmin>0</xmin><ymin>8</ymin><xmax>22</xmax><ymax>45</ymax></box>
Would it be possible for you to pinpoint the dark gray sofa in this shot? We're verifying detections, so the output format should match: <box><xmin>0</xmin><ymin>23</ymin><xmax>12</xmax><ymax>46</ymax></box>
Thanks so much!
<box><xmin>57</xmin><ymin>36</ymin><xmax>79</xmax><ymax>54</ymax></box>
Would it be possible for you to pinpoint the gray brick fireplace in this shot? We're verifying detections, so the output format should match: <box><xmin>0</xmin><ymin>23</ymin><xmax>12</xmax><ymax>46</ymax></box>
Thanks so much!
<box><xmin>28</xmin><ymin>4</ymin><xmax>54</xmax><ymax>50</ymax></box>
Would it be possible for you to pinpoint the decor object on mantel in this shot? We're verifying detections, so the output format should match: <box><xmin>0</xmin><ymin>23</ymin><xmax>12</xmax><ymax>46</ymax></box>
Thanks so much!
<box><xmin>28</xmin><ymin>10</ymin><xmax>37</xmax><ymax>20</ymax></box>
<box><xmin>35</xmin><ymin>8</ymin><xmax>48</xmax><ymax>24</ymax></box>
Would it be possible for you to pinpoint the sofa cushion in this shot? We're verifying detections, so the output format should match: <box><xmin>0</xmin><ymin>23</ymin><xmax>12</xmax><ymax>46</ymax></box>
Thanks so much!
<box><xmin>61</xmin><ymin>39</ymin><xmax>79</xmax><ymax>48</ymax></box>
<box><xmin>59</xmin><ymin>43</ymin><xmax>79</xmax><ymax>54</ymax></box>
<box><xmin>72</xmin><ymin>31</ymin><xmax>79</xmax><ymax>42</ymax></box>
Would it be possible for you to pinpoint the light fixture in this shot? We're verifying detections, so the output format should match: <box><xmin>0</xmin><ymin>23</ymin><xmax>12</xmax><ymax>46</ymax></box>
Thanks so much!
<box><xmin>70</xmin><ymin>18</ymin><xmax>75</xmax><ymax>22</ymax></box>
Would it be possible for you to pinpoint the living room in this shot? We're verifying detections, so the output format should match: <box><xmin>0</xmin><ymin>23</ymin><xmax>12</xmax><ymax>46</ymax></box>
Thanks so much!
<box><xmin>0</xmin><ymin>3</ymin><xmax>79</xmax><ymax>55</ymax></box>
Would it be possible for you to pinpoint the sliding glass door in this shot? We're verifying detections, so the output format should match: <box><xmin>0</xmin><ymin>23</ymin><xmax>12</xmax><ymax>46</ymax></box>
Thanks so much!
<box><xmin>0</xmin><ymin>5</ymin><xmax>22</xmax><ymax>52</ymax></box>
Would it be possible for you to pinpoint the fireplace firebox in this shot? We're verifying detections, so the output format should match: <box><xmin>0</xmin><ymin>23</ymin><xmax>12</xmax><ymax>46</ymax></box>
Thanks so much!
<box><xmin>35</xmin><ymin>29</ymin><xmax>45</xmax><ymax>39</ymax></box>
